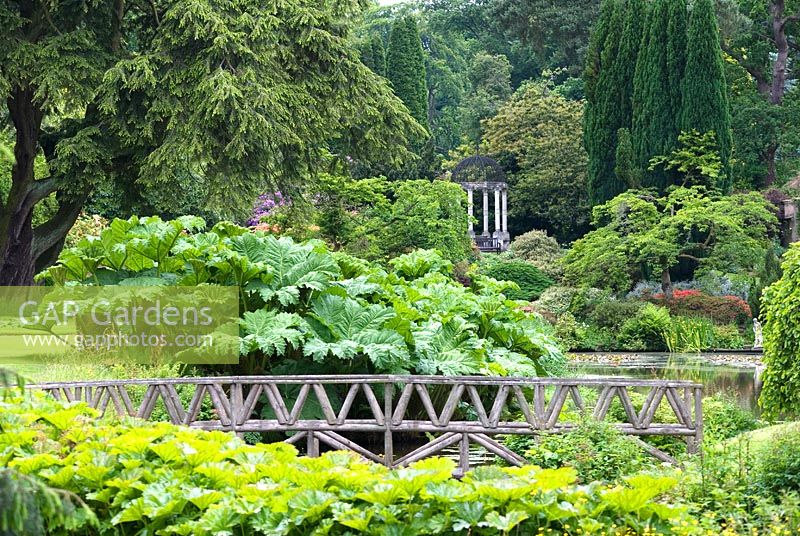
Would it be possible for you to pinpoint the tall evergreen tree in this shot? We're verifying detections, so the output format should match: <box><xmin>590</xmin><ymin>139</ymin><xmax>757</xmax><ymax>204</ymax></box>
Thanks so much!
<box><xmin>585</xmin><ymin>0</ymin><xmax>648</xmax><ymax>204</ymax></box>
<box><xmin>371</xmin><ymin>34</ymin><xmax>387</xmax><ymax>77</ymax></box>
<box><xmin>360</xmin><ymin>34</ymin><xmax>387</xmax><ymax>77</ymax></box>
<box><xmin>387</xmin><ymin>17</ymin><xmax>429</xmax><ymax>127</ymax></box>
<box><xmin>616</xmin><ymin>0</ymin><xmax>647</xmax><ymax>131</ymax></box>
<box><xmin>681</xmin><ymin>0</ymin><xmax>733</xmax><ymax>191</ymax></box>
<box><xmin>584</xmin><ymin>0</ymin><xmax>622</xmax><ymax>204</ymax></box>
<box><xmin>632</xmin><ymin>0</ymin><xmax>687</xmax><ymax>190</ymax></box>
<box><xmin>615</xmin><ymin>128</ymin><xmax>639</xmax><ymax>189</ymax></box>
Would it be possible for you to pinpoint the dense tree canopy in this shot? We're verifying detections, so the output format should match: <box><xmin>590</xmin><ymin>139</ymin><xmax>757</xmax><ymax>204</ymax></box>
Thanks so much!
<box><xmin>0</xmin><ymin>0</ymin><xmax>422</xmax><ymax>284</ymax></box>
<box><xmin>564</xmin><ymin>187</ymin><xmax>778</xmax><ymax>295</ymax></box>
<box><xmin>483</xmin><ymin>82</ymin><xmax>590</xmax><ymax>242</ymax></box>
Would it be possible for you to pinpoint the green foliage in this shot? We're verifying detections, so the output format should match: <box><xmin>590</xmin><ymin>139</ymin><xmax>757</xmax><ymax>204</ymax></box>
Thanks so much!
<box><xmin>662</xmin><ymin>316</ymin><xmax>716</xmax><ymax>353</ymax></box>
<box><xmin>760</xmin><ymin>244</ymin><xmax>800</xmax><ymax>418</ymax></box>
<box><xmin>649</xmin><ymin>130</ymin><xmax>725</xmax><ymax>189</ymax></box>
<box><xmin>754</xmin><ymin>425</ymin><xmax>800</xmax><ymax>497</ymax></box>
<box><xmin>522</xmin><ymin>420</ymin><xmax>650</xmax><ymax>483</ymax></box>
<box><xmin>0</xmin><ymin>0</ymin><xmax>426</xmax><ymax>283</ymax></box>
<box><xmin>563</xmin><ymin>187</ymin><xmax>778</xmax><ymax>295</ymax></box>
<box><xmin>508</xmin><ymin>230</ymin><xmax>564</xmax><ymax>280</ymax></box>
<box><xmin>0</xmin><ymin>468</ymin><xmax>96</xmax><ymax>535</ymax></box>
<box><xmin>585</xmin><ymin>0</ymin><xmax>646</xmax><ymax>204</ymax></box>
<box><xmin>0</xmin><ymin>395</ymin><xmax>691</xmax><ymax>535</ymax></box>
<box><xmin>387</xmin><ymin>16</ymin><xmax>429</xmax><ymax>127</ymax></box>
<box><xmin>619</xmin><ymin>303</ymin><xmax>671</xmax><ymax>351</ymax></box>
<box><xmin>680</xmin><ymin>0</ymin><xmax>732</xmax><ymax>190</ymax></box>
<box><xmin>676</xmin><ymin>428</ymin><xmax>800</xmax><ymax>534</ymax></box>
<box><xmin>314</xmin><ymin>176</ymin><xmax>473</xmax><ymax>264</ymax></box>
<box><xmin>711</xmin><ymin>324</ymin><xmax>745</xmax><ymax>350</ymax></box>
<box><xmin>360</xmin><ymin>33</ymin><xmax>387</xmax><ymax>77</ymax></box>
<box><xmin>479</xmin><ymin>259</ymin><xmax>554</xmax><ymax>301</ymax></box>
<box><xmin>680</xmin><ymin>0</ymin><xmax>732</xmax><ymax>186</ymax></box>
<box><xmin>702</xmin><ymin>392</ymin><xmax>760</xmax><ymax>442</ymax></box>
<box><xmin>38</xmin><ymin>216</ymin><xmax>564</xmax><ymax>377</ymax></box>
<box><xmin>459</xmin><ymin>53</ymin><xmax>513</xmax><ymax>147</ymax></box>
<box><xmin>484</xmin><ymin>82</ymin><xmax>590</xmax><ymax>242</ymax></box>
<box><xmin>615</xmin><ymin>127</ymin><xmax>640</xmax><ymax>189</ymax></box>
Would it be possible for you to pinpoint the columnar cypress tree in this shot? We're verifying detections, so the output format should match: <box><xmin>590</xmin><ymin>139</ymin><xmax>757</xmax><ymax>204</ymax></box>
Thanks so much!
<box><xmin>615</xmin><ymin>128</ymin><xmax>639</xmax><ymax>188</ymax></box>
<box><xmin>616</xmin><ymin>0</ymin><xmax>646</xmax><ymax>130</ymax></box>
<box><xmin>666</xmin><ymin>0</ymin><xmax>688</xmax><ymax>140</ymax></box>
<box><xmin>632</xmin><ymin>0</ymin><xmax>686</xmax><ymax>190</ymax></box>
<box><xmin>584</xmin><ymin>0</ymin><xmax>621</xmax><ymax>204</ymax></box>
<box><xmin>585</xmin><ymin>0</ymin><xmax>648</xmax><ymax>204</ymax></box>
<box><xmin>370</xmin><ymin>34</ymin><xmax>387</xmax><ymax>77</ymax></box>
<box><xmin>387</xmin><ymin>17</ymin><xmax>429</xmax><ymax>127</ymax></box>
<box><xmin>681</xmin><ymin>0</ymin><xmax>733</xmax><ymax>191</ymax></box>
<box><xmin>361</xmin><ymin>34</ymin><xmax>387</xmax><ymax>77</ymax></box>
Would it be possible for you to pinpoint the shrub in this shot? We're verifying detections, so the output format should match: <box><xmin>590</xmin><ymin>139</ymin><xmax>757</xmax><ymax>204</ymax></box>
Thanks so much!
<box><xmin>534</xmin><ymin>286</ymin><xmax>576</xmax><ymax>316</ymax></box>
<box><xmin>754</xmin><ymin>424</ymin><xmax>800</xmax><ymax>497</ymax></box>
<box><xmin>760</xmin><ymin>244</ymin><xmax>800</xmax><ymax>417</ymax></box>
<box><xmin>508</xmin><ymin>230</ymin><xmax>564</xmax><ymax>279</ymax></box>
<box><xmin>523</xmin><ymin>420</ymin><xmax>651</xmax><ymax>483</ymax></box>
<box><xmin>480</xmin><ymin>259</ymin><xmax>554</xmax><ymax>301</ymax></box>
<box><xmin>648</xmin><ymin>289</ymin><xmax>752</xmax><ymax>326</ymax></box>
<box><xmin>703</xmin><ymin>392</ymin><xmax>760</xmax><ymax>442</ymax></box>
<box><xmin>711</xmin><ymin>324</ymin><xmax>745</xmax><ymax>349</ymax></box>
<box><xmin>64</xmin><ymin>213</ymin><xmax>109</xmax><ymax>248</ymax></box>
<box><xmin>1</xmin><ymin>395</ymin><xmax>690</xmax><ymax>535</ymax></box>
<box><xmin>588</xmin><ymin>300</ymin><xmax>645</xmax><ymax>331</ymax></box>
<box><xmin>39</xmin><ymin>217</ymin><xmax>565</xmax><ymax>378</ymax></box>
<box><xmin>619</xmin><ymin>304</ymin><xmax>671</xmax><ymax>351</ymax></box>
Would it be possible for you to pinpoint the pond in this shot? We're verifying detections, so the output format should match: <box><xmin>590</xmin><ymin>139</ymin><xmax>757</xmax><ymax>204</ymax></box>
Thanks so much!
<box><xmin>570</xmin><ymin>352</ymin><xmax>763</xmax><ymax>411</ymax></box>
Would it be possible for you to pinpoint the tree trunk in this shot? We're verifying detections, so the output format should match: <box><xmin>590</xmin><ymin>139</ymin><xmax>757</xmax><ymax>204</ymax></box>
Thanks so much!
<box><xmin>661</xmin><ymin>267</ymin><xmax>673</xmax><ymax>300</ymax></box>
<box><xmin>0</xmin><ymin>87</ymin><xmax>84</xmax><ymax>285</ymax></box>
<box><xmin>0</xmin><ymin>88</ymin><xmax>42</xmax><ymax>285</ymax></box>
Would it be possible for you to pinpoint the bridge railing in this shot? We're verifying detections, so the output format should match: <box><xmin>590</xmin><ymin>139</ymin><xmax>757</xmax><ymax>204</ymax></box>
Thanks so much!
<box><xmin>27</xmin><ymin>375</ymin><xmax>702</xmax><ymax>472</ymax></box>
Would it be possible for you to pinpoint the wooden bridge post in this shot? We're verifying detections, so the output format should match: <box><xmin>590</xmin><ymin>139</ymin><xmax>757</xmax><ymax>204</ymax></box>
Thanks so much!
<box><xmin>383</xmin><ymin>381</ymin><xmax>394</xmax><ymax>467</ymax></box>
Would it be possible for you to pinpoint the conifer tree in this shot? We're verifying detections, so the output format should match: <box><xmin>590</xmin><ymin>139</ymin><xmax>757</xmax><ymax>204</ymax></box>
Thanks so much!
<box><xmin>616</xmin><ymin>0</ymin><xmax>647</xmax><ymax>131</ymax></box>
<box><xmin>387</xmin><ymin>17</ymin><xmax>429</xmax><ymax>127</ymax></box>
<box><xmin>585</xmin><ymin>0</ymin><xmax>649</xmax><ymax>204</ymax></box>
<box><xmin>585</xmin><ymin>0</ymin><xmax>622</xmax><ymax>204</ymax></box>
<box><xmin>632</xmin><ymin>0</ymin><xmax>687</xmax><ymax>190</ymax></box>
<box><xmin>360</xmin><ymin>34</ymin><xmax>387</xmax><ymax>77</ymax></box>
<box><xmin>370</xmin><ymin>34</ymin><xmax>387</xmax><ymax>77</ymax></box>
<box><xmin>681</xmin><ymin>0</ymin><xmax>732</xmax><ymax>191</ymax></box>
<box><xmin>615</xmin><ymin>128</ymin><xmax>640</xmax><ymax>188</ymax></box>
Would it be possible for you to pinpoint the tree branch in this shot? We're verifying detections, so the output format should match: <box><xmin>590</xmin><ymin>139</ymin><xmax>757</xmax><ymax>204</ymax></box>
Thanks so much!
<box><xmin>721</xmin><ymin>43</ymin><xmax>770</xmax><ymax>95</ymax></box>
<box><xmin>32</xmin><ymin>192</ymin><xmax>88</xmax><ymax>262</ymax></box>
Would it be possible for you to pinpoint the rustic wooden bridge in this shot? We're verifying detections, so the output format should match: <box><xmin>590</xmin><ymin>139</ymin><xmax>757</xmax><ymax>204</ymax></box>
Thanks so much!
<box><xmin>28</xmin><ymin>375</ymin><xmax>703</xmax><ymax>472</ymax></box>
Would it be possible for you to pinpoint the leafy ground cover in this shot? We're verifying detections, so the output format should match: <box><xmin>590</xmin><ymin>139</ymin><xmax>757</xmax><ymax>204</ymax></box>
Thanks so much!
<box><xmin>1</xmin><ymin>394</ymin><xmax>690</xmax><ymax>535</ymax></box>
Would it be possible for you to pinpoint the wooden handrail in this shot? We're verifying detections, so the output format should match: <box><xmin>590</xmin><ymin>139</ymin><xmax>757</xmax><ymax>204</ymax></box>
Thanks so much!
<box><xmin>27</xmin><ymin>375</ymin><xmax>703</xmax><ymax>472</ymax></box>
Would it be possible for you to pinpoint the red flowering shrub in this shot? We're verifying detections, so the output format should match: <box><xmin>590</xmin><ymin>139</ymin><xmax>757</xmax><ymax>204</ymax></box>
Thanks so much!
<box><xmin>649</xmin><ymin>290</ymin><xmax>752</xmax><ymax>326</ymax></box>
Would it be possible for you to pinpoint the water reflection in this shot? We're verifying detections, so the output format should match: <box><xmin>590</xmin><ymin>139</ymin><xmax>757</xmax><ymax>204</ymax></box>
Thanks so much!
<box><xmin>571</xmin><ymin>353</ymin><xmax>761</xmax><ymax>411</ymax></box>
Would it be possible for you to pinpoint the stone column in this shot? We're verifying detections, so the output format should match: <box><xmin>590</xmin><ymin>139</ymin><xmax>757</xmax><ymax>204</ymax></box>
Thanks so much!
<box><xmin>494</xmin><ymin>189</ymin><xmax>501</xmax><ymax>234</ymax></box>
<box><xmin>501</xmin><ymin>188</ymin><xmax>508</xmax><ymax>232</ymax></box>
<box><xmin>482</xmin><ymin>188</ymin><xmax>489</xmax><ymax>236</ymax></box>
<box><xmin>467</xmin><ymin>188</ymin><xmax>474</xmax><ymax>236</ymax></box>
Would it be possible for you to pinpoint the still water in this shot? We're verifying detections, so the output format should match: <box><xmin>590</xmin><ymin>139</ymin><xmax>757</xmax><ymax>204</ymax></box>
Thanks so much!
<box><xmin>570</xmin><ymin>352</ymin><xmax>762</xmax><ymax>411</ymax></box>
